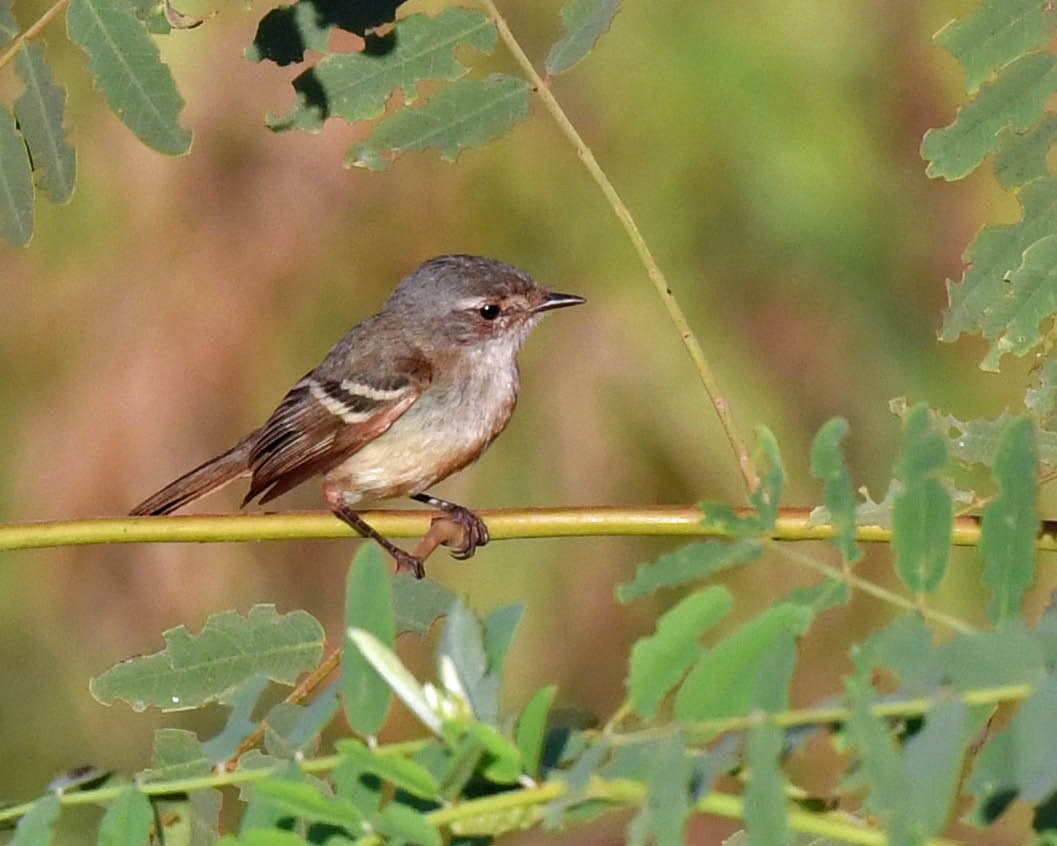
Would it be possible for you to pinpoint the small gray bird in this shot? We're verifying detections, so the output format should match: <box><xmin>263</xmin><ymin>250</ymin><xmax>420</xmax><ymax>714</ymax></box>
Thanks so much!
<box><xmin>131</xmin><ymin>255</ymin><xmax>585</xmax><ymax>577</ymax></box>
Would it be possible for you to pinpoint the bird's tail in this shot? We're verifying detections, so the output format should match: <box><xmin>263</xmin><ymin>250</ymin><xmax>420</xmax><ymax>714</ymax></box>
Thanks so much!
<box><xmin>130</xmin><ymin>430</ymin><xmax>259</xmax><ymax>516</ymax></box>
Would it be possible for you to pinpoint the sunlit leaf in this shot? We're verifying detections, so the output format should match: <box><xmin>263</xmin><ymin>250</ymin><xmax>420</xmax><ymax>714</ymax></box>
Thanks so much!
<box><xmin>617</xmin><ymin>539</ymin><xmax>762</xmax><ymax>602</ymax></box>
<box><xmin>14</xmin><ymin>44</ymin><xmax>75</xmax><ymax>204</ymax></box>
<box><xmin>627</xmin><ymin>587</ymin><xmax>732</xmax><ymax>718</ymax></box>
<box><xmin>892</xmin><ymin>403</ymin><xmax>951</xmax><ymax>594</ymax></box>
<box><xmin>545</xmin><ymin>0</ymin><xmax>620</xmax><ymax>76</ymax></box>
<box><xmin>67</xmin><ymin>0</ymin><xmax>192</xmax><ymax>154</ymax></box>
<box><xmin>90</xmin><ymin>605</ymin><xmax>324</xmax><ymax>711</ymax></box>
<box><xmin>347</xmin><ymin>627</ymin><xmax>441</xmax><ymax>734</ymax></box>
<box><xmin>348</xmin><ymin>73</ymin><xmax>530</xmax><ymax>171</ymax></box>
<box><xmin>981</xmin><ymin>416</ymin><xmax>1038</xmax><ymax>628</ymax></box>
<box><xmin>98</xmin><ymin>787</ymin><xmax>153</xmax><ymax>846</ymax></box>
<box><xmin>810</xmin><ymin>417</ymin><xmax>860</xmax><ymax>564</ymax></box>
<box><xmin>0</xmin><ymin>106</ymin><xmax>33</xmax><ymax>246</ymax></box>
<box><xmin>935</xmin><ymin>0</ymin><xmax>1056</xmax><ymax>93</ymax></box>
<box><xmin>343</xmin><ymin>544</ymin><xmax>395</xmax><ymax>736</ymax></box>
<box><xmin>270</xmin><ymin>8</ymin><xmax>496</xmax><ymax>132</ymax></box>
<box><xmin>922</xmin><ymin>52</ymin><xmax>1057</xmax><ymax>180</ymax></box>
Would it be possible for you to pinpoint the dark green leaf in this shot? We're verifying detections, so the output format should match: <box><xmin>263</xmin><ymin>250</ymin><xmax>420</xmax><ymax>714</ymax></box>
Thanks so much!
<box><xmin>545</xmin><ymin>0</ymin><xmax>620</xmax><ymax>76</ymax></box>
<box><xmin>935</xmin><ymin>0</ymin><xmax>1056</xmax><ymax>93</ymax></box>
<box><xmin>10</xmin><ymin>794</ymin><xmax>59</xmax><ymax>846</ymax></box>
<box><xmin>483</xmin><ymin>602</ymin><xmax>524</xmax><ymax>675</ymax></box>
<box><xmin>627</xmin><ymin>586</ymin><xmax>732</xmax><ymax>718</ymax></box>
<box><xmin>981</xmin><ymin>416</ymin><xmax>1039</xmax><ymax>627</ymax></box>
<box><xmin>392</xmin><ymin>574</ymin><xmax>456</xmax><ymax>636</ymax></box>
<box><xmin>995</xmin><ymin>114</ymin><xmax>1057</xmax><ymax>189</ymax></box>
<box><xmin>0</xmin><ymin>106</ymin><xmax>33</xmax><ymax>246</ymax></box>
<box><xmin>922</xmin><ymin>52</ymin><xmax>1057</xmax><ymax>180</ymax></box>
<box><xmin>617</xmin><ymin>539</ymin><xmax>762</xmax><ymax>602</ymax></box>
<box><xmin>142</xmin><ymin>728</ymin><xmax>211</xmax><ymax>782</ymax></box>
<box><xmin>348</xmin><ymin>73</ymin><xmax>531</xmax><ymax>171</ymax></box>
<box><xmin>270</xmin><ymin>8</ymin><xmax>496</xmax><ymax>132</ymax></box>
<box><xmin>91</xmin><ymin>605</ymin><xmax>324</xmax><ymax>711</ymax></box>
<box><xmin>892</xmin><ymin>403</ymin><xmax>952</xmax><ymax>594</ymax></box>
<box><xmin>744</xmin><ymin>723</ymin><xmax>789</xmax><ymax>846</ymax></box>
<box><xmin>336</xmin><ymin>738</ymin><xmax>439</xmax><ymax>799</ymax></box>
<box><xmin>98</xmin><ymin>787</ymin><xmax>153</xmax><ymax>846</ymax></box>
<box><xmin>675</xmin><ymin>603</ymin><xmax>811</xmax><ymax>721</ymax></box>
<box><xmin>343</xmin><ymin>544</ymin><xmax>395</xmax><ymax>736</ymax></box>
<box><xmin>516</xmin><ymin>684</ymin><xmax>557</xmax><ymax>779</ymax></box>
<box><xmin>14</xmin><ymin>44</ymin><xmax>75</xmax><ymax>204</ymax></box>
<box><xmin>810</xmin><ymin>417</ymin><xmax>861</xmax><ymax>564</ymax></box>
<box><xmin>626</xmin><ymin>733</ymin><xmax>691</xmax><ymax>846</ymax></box>
<box><xmin>67</xmin><ymin>0</ymin><xmax>192</xmax><ymax>154</ymax></box>
<box><xmin>437</xmin><ymin>731</ymin><xmax>485</xmax><ymax>799</ymax></box>
<box><xmin>453</xmin><ymin>720</ymin><xmax>524</xmax><ymax>784</ymax></box>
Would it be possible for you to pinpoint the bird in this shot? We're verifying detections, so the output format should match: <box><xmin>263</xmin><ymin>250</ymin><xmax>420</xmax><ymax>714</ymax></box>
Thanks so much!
<box><xmin>130</xmin><ymin>254</ymin><xmax>585</xmax><ymax>577</ymax></box>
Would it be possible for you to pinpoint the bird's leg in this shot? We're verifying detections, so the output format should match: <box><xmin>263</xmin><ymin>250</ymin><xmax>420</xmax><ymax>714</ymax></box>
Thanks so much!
<box><xmin>331</xmin><ymin>506</ymin><xmax>425</xmax><ymax>579</ymax></box>
<box><xmin>410</xmin><ymin>493</ymin><xmax>490</xmax><ymax>560</ymax></box>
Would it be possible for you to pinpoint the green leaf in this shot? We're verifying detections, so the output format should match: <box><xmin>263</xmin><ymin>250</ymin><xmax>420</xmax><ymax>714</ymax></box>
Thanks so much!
<box><xmin>922</xmin><ymin>52</ymin><xmax>1057</xmax><ymax>181</ymax></box>
<box><xmin>627</xmin><ymin>586</ymin><xmax>733</xmax><ymax>718</ymax></box>
<box><xmin>454</xmin><ymin>720</ymin><xmax>524</xmax><ymax>784</ymax></box>
<box><xmin>14</xmin><ymin>44</ymin><xmax>75</xmax><ymax>204</ymax></box>
<box><xmin>1027</xmin><ymin>357</ymin><xmax>1057</xmax><ymax>427</ymax></box>
<box><xmin>483</xmin><ymin>602</ymin><xmax>524</xmax><ymax>675</ymax></box>
<box><xmin>10</xmin><ymin>795</ymin><xmax>59</xmax><ymax>846</ymax></box>
<box><xmin>892</xmin><ymin>403</ymin><xmax>952</xmax><ymax>594</ymax></box>
<box><xmin>626</xmin><ymin>733</ymin><xmax>691</xmax><ymax>846</ymax></box>
<box><xmin>674</xmin><ymin>603</ymin><xmax>811</xmax><ymax>721</ymax></box>
<box><xmin>981</xmin><ymin>416</ymin><xmax>1039</xmax><ymax>627</ymax></box>
<box><xmin>348</xmin><ymin>73</ymin><xmax>531</xmax><ymax>171</ymax></box>
<box><xmin>0</xmin><ymin>0</ymin><xmax>17</xmax><ymax>47</ymax></box>
<box><xmin>516</xmin><ymin>684</ymin><xmax>557</xmax><ymax>779</ymax></box>
<box><xmin>810</xmin><ymin>417</ymin><xmax>861</xmax><ymax>564</ymax></box>
<box><xmin>189</xmin><ymin>789</ymin><xmax>222</xmax><ymax>846</ymax></box>
<box><xmin>343</xmin><ymin>544</ymin><xmax>395</xmax><ymax>736</ymax></box>
<box><xmin>252</xmin><ymin>779</ymin><xmax>365</xmax><ymax>830</ymax></box>
<box><xmin>270</xmin><ymin>8</ymin><xmax>496</xmax><ymax>132</ymax></box>
<box><xmin>751</xmin><ymin>425</ymin><xmax>784</xmax><ymax>530</ymax></box>
<box><xmin>985</xmin><ymin>233</ymin><xmax>1057</xmax><ymax>368</ymax></box>
<box><xmin>264</xmin><ymin>682</ymin><xmax>338</xmax><ymax>758</ymax></box>
<box><xmin>373</xmin><ymin>801</ymin><xmax>442</xmax><ymax>846</ymax></box>
<box><xmin>995</xmin><ymin>114</ymin><xmax>1057</xmax><ymax>189</ymax></box>
<box><xmin>201</xmin><ymin>674</ymin><xmax>270</xmax><ymax>761</ymax></box>
<box><xmin>904</xmin><ymin>699</ymin><xmax>970</xmax><ymax>838</ymax></box>
<box><xmin>392</xmin><ymin>574</ymin><xmax>456</xmax><ymax>636</ymax></box>
<box><xmin>617</xmin><ymin>539</ymin><xmax>762</xmax><ymax>602</ymax></box>
<box><xmin>967</xmin><ymin>674</ymin><xmax>1057</xmax><ymax>824</ymax></box>
<box><xmin>935</xmin><ymin>0</ymin><xmax>1057</xmax><ymax>94</ymax></box>
<box><xmin>545</xmin><ymin>0</ymin><xmax>620</xmax><ymax>76</ymax></box>
<box><xmin>67</xmin><ymin>0</ymin><xmax>192</xmax><ymax>154</ymax></box>
<box><xmin>336</xmin><ymin>738</ymin><xmax>439</xmax><ymax>799</ymax></box>
<box><xmin>91</xmin><ymin>605</ymin><xmax>323</xmax><ymax>712</ymax></box>
<box><xmin>142</xmin><ymin>728</ymin><xmax>211</xmax><ymax>782</ymax></box>
<box><xmin>347</xmin><ymin>627</ymin><xmax>442</xmax><ymax>734</ymax></box>
<box><xmin>0</xmin><ymin>106</ymin><xmax>33</xmax><ymax>246</ymax></box>
<box><xmin>98</xmin><ymin>787</ymin><xmax>153</xmax><ymax>846</ymax></box>
<box><xmin>744</xmin><ymin>723</ymin><xmax>789</xmax><ymax>846</ymax></box>
<box><xmin>542</xmin><ymin>738</ymin><xmax>609</xmax><ymax>829</ymax></box>
<box><xmin>220</xmin><ymin>832</ymin><xmax>304</xmax><ymax>846</ymax></box>
<box><xmin>440</xmin><ymin>598</ymin><xmax>493</xmax><ymax>722</ymax></box>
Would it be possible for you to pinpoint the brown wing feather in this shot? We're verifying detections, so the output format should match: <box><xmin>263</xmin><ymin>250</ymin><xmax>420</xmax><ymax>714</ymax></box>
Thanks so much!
<box><xmin>243</xmin><ymin>357</ymin><xmax>430</xmax><ymax>505</ymax></box>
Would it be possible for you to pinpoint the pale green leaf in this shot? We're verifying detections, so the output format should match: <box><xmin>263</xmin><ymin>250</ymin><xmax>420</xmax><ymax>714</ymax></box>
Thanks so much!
<box><xmin>392</xmin><ymin>573</ymin><xmax>455</xmax><ymax>636</ymax></box>
<box><xmin>0</xmin><ymin>0</ymin><xmax>17</xmax><ymax>47</ymax></box>
<box><xmin>142</xmin><ymin>728</ymin><xmax>211</xmax><ymax>782</ymax></box>
<box><xmin>98</xmin><ymin>787</ymin><xmax>153</xmax><ymax>846</ymax></box>
<box><xmin>189</xmin><ymin>789</ymin><xmax>221</xmax><ymax>846</ymax></box>
<box><xmin>904</xmin><ymin>699</ymin><xmax>969</xmax><ymax>838</ymax></box>
<box><xmin>0</xmin><ymin>106</ymin><xmax>33</xmax><ymax>246</ymax></box>
<box><xmin>626</xmin><ymin>733</ymin><xmax>691</xmax><ymax>846</ymax></box>
<box><xmin>483</xmin><ymin>602</ymin><xmax>523</xmax><ymax>675</ymax></box>
<box><xmin>201</xmin><ymin>674</ymin><xmax>269</xmax><ymax>761</ymax></box>
<box><xmin>545</xmin><ymin>0</ymin><xmax>620</xmax><ymax>76</ymax></box>
<box><xmin>14</xmin><ymin>44</ymin><xmax>75</xmax><ymax>203</ymax></box>
<box><xmin>67</xmin><ymin>0</ymin><xmax>192</xmax><ymax>154</ymax></box>
<box><xmin>935</xmin><ymin>0</ymin><xmax>1057</xmax><ymax>93</ymax></box>
<box><xmin>617</xmin><ymin>538</ymin><xmax>762</xmax><ymax>602</ymax></box>
<box><xmin>752</xmin><ymin>425</ymin><xmax>784</xmax><ymax>529</ymax></box>
<box><xmin>263</xmin><ymin>682</ymin><xmax>337</xmax><ymax>758</ymax></box>
<box><xmin>744</xmin><ymin>723</ymin><xmax>789</xmax><ymax>846</ymax></box>
<box><xmin>982</xmin><ymin>234</ymin><xmax>1057</xmax><ymax>368</ymax></box>
<box><xmin>627</xmin><ymin>587</ymin><xmax>732</xmax><ymax>718</ymax></box>
<box><xmin>343</xmin><ymin>544</ymin><xmax>395</xmax><ymax>736</ymax></box>
<box><xmin>981</xmin><ymin>416</ymin><xmax>1038</xmax><ymax>627</ymax></box>
<box><xmin>810</xmin><ymin>417</ymin><xmax>861</xmax><ymax>564</ymax></box>
<box><xmin>440</xmin><ymin>598</ymin><xmax>493</xmax><ymax>722</ymax></box>
<box><xmin>994</xmin><ymin>113</ymin><xmax>1057</xmax><ymax>188</ymax></box>
<box><xmin>10</xmin><ymin>795</ymin><xmax>59</xmax><ymax>846</ymax></box>
<box><xmin>892</xmin><ymin>403</ymin><xmax>952</xmax><ymax>594</ymax></box>
<box><xmin>516</xmin><ymin>684</ymin><xmax>557</xmax><ymax>779</ymax></box>
<box><xmin>922</xmin><ymin>52</ymin><xmax>1057</xmax><ymax>180</ymax></box>
<box><xmin>270</xmin><ymin>8</ymin><xmax>496</xmax><ymax>132</ymax></box>
<box><xmin>90</xmin><ymin>605</ymin><xmax>324</xmax><ymax>711</ymax></box>
<box><xmin>348</xmin><ymin>73</ymin><xmax>530</xmax><ymax>171</ymax></box>
<box><xmin>347</xmin><ymin>627</ymin><xmax>442</xmax><ymax>734</ymax></box>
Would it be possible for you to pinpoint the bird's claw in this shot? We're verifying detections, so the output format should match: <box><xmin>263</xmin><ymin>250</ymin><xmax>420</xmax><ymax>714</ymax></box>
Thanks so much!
<box><xmin>434</xmin><ymin>506</ymin><xmax>490</xmax><ymax>560</ymax></box>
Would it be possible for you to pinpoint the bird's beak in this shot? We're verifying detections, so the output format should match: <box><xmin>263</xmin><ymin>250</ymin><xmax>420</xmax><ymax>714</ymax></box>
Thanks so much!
<box><xmin>535</xmin><ymin>291</ymin><xmax>586</xmax><ymax>313</ymax></box>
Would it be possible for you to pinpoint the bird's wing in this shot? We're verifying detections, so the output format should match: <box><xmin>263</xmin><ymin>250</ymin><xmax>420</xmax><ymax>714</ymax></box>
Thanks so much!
<box><xmin>244</xmin><ymin>354</ymin><xmax>432</xmax><ymax>505</ymax></box>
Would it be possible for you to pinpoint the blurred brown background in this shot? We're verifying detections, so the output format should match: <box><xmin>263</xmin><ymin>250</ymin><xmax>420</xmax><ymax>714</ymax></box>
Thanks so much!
<box><xmin>1</xmin><ymin>0</ymin><xmax>1040</xmax><ymax>842</ymax></box>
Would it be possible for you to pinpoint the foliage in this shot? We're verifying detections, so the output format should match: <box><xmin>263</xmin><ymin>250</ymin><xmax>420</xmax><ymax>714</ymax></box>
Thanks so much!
<box><xmin>6</xmin><ymin>0</ymin><xmax>1057</xmax><ymax>844</ymax></box>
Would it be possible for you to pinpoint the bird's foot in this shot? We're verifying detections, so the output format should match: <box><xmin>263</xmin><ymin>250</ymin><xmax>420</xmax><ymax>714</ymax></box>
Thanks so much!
<box><xmin>434</xmin><ymin>505</ymin><xmax>490</xmax><ymax>560</ymax></box>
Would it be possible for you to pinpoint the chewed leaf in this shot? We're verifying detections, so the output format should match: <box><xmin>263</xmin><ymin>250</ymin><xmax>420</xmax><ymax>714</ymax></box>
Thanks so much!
<box><xmin>15</xmin><ymin>44</ymin><xmax>76</xmax><ymax>204</ymax></box>
<box><xmin>981</xmin><ymin>234</ymin><xmax>1057</xmax><ymax>369</ymax></box>
<box><xmin>348</xmin><ymin>73</ymin><xmax>530</xmax><ymax>171</ymax></box>
<box><xmin>545</xmin><ymin>0</ymin><xmax>620</xmax><ymax>76</ymax></box>
<box><xmin>67</xmin><ymin>0</ymin><xmax>192</xmax><ymax>154</ymax></box>
<box><xmin>921</xmin><ymin>52</ymin><xmax>1057</xmax><ymax>181</ymax></box>
<box><xmin>0</xmin><ymin>106</ymin><xmax>33</xmax><ymax>246</ymax></box>
<box><xmin>90</xmin><ymin>605</ymin><xmax>324</xmax><ymax>711</ymax></box>
<box><xmin>994</xmin><ymin>114</ymin><xmax>1057</xmax><ymax>189</ymax></box>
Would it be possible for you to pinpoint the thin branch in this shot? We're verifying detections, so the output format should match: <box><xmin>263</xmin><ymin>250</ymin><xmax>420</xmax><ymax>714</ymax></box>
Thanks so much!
<box><xmin>478</xmin><ymin>0</ymin><xmax>759</xmax><ymax>496</ymax></box>
<box><xmin>0</xmin><ymin>0</ymin><xmax>70</xmax><ymax>72</ymax></box>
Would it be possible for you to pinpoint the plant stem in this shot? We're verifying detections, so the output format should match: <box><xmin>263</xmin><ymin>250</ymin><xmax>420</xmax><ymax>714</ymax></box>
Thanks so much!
<box><xmin>480</xmin><ymin>0</ymin><xmax>759</xmax><ymax>496</ymax></box>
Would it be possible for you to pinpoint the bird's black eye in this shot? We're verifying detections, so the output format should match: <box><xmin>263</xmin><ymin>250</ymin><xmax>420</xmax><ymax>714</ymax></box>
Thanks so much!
<box><xmin>479</xmin><ymin>304</ymin><xmax>501</xmax><ymax>321</ymax></box>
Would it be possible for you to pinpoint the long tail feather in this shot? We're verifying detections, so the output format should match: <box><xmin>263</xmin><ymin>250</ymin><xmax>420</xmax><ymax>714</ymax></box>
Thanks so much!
<box><xmin>130</xmin><ymin>430</ymin><xmax>259</xmax><ymax>515</ymax></box>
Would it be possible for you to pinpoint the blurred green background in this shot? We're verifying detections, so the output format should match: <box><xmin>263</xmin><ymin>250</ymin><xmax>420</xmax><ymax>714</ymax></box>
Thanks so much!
<box><xmin>1</xmin><ymin>0</ymin><xmax>1041</xmax><ymax>842</ymax></box>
